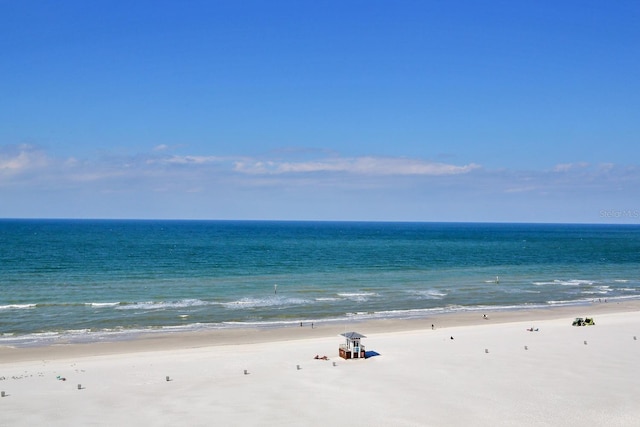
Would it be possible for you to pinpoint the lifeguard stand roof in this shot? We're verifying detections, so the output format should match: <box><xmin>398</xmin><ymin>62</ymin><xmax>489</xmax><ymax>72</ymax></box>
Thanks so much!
<box><xmin>341</xmin><ymin>332</ymin><xmax>366</xmax><ymax>339</ymax></box>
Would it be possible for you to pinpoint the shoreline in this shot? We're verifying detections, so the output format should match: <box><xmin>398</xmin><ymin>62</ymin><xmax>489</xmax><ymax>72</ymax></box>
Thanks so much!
<box><xmin>1</xmin><ymin>299</ymin><xmax>639</xmax><ymax>426</ymax></box>
<box><xmin>2</xmin><ymin>299</ymin><xmax>637</xmax><ymax>363</ymax></box>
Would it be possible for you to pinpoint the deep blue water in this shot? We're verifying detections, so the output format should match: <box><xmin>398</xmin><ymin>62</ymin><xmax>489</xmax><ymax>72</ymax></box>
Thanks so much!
<box><xmin>1</xmin><ymin>220</ymin><xmax>639</xmax><ymax>346</ymax></box>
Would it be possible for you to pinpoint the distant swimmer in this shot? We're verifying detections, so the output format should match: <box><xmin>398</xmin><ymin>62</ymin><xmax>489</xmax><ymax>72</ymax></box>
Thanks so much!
<box><xmin>495</xmin><ymin>276</ymin><xmax>500</xmax><ymax>284</ymax></box>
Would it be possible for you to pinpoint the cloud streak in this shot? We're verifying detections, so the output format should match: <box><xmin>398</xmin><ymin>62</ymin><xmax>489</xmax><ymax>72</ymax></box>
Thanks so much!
<box><xmin>0</xmin><ymin>144</ymin><xmax>49</xmax><ymax>175</ymax></box>
<box><xmin>0</xmin><ymin>145</ymin><xmax>482</xmax><ymax>195</ymax></box>
<box><xmin>2</xmin><ymin>144</ymin><xmax>640</xmax><ymax>222</ymax></box>
<box><xmin>233</xmin><ymin>156</ymin><xmax>480</xmax><ymax>176</ymax></box>
<box><xmin>2</xmin><ymin>145</ymin><xmax>639</xmax><ymax>192</ymax></box>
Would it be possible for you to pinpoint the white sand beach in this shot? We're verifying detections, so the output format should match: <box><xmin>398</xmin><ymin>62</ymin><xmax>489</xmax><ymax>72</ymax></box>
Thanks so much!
<box><xmin>1</xmin><ymin>301</ymin><xmax>639</xmax><ymax>426</ymax></box>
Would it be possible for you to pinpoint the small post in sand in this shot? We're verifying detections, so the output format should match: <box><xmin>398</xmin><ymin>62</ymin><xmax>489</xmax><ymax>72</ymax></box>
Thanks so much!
<box><xmin>1</xmin><ymin>391</ymin><xmax>5</xmax><ymax>397</ymax></box>
<box><xmin>243</xmin><ymin>369</ymin><xmax>248</xmax><ymax>375</ymax></box>
<box><xmin>77</xmin><ymin>384</ymin><xmax>82</xmax><ymax>390</ymax></box>
<box><xmin>485</xmin><ymin>348</ymin><xmax>489</xmax><ymax>353</ymax></box>
<box><xmin>296</xmin><ymin>365</ymin><xmax>301</xmax><ymax>370</ymax></box>
<box><xmin>166</xmin><ymin>376</ymin><xmax>170</xmax><ymax>382</ymax></box>
<box><xmin>584</xmin><ymin>340</ymin><xmax>588</xmax><ymax>345</ymax></box>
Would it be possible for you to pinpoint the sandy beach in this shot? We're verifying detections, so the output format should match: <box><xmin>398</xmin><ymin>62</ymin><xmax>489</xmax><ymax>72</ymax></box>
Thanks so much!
<box><xmin>1</xmin><ymin>301</ymin><xmax>639</xmax><ymax>426</ymax></box>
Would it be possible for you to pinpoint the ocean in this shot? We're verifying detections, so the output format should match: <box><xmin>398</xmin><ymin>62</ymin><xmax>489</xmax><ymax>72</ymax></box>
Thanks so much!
<box><xmin>1</xmin><ymin>219</ymin><xmax>639</xmax><ymax>347</ymax></box>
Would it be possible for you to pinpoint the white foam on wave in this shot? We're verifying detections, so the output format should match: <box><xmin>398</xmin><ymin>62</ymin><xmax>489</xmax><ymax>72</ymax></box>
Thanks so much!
<box><xmin>115</xmin><ymin>299</ymin><xmax>210</xmax><ymax>310</ymax></box>
<box><xmin>221</xmin><ymin>296</ymin><xmax>310</xmax><ymax>309</ymax></box>
<box><xmin>0</xmin><ymin>330</ymin><xmax>65</xmax><ymax>347</ymax></box>
<box><xmin>337</xmin><ymin>292</ymin><xmax>379</xmax><ymax>302</ymax></box>
<box><xmin>366</xmin><ymin>307</ymin><xmax>441</xmax><ymax>319</ymax></box>
<box><xmin>407</xmin><ymin>289</ymin><xmax>447</xmax><ymax>299</ymax></box>
<box><xmin>0</xmin><ymin>303</ymin><xmax>37</xmax><ymax>310</ymax></box>
<box><xmin>582</xmin><ymin>285</ymin><xmax>613</xmax><ymax>295</ymax></box>
<box><xmin>442</xmin><ymin>303</ymin><xmax>547</xmax><ymax>313</ymax></box>
<box><xmin>550</xmin><ymin>295</ymin><xmax>640</xmax><ymax>305</ymax></box>
<box><xmin>547</xmin><ymin>298</ymin><xmax>595</xmax><ymax>305</ymax></box>
<box><xmin>343</xmin><ymin>302</ymin><xmax>556</xmax><ymax>321</ymax></box>
<box><xmin>567</xmin><ymin>279</ymin><xmax>595</xmax><ymax>286</ymax></box>
<box><xmin>222</xmin><ymin>318</ymin><xmax>332</xmax><ymax>328</ymax></box>
<box><xmin>0</xmin><ymin>325</ymin><xmax>203</xmax><ymax>347</ymax></box>
<box><xmin>159</xmin><ymin>322</ymin><xmax>209</xmax><ymax>332</ymax></box>
<box><xmin>534</xmin><ymin>279</ymin><xmax>595</xmax><ymax>286</ymax></box>
<box><xmin>606</xmin><ymin>294</ymin><xmax>640</xmax><ymax>301</ymax></box>
<box><xmin>345</xmin><ymin>311</ymin><xmax>374</xmax><ymax>319</ymax></box>
<box><xmin>87</xmin><ymin>302</ymin><xmax>120</xmax><ymax>308</ymax></box>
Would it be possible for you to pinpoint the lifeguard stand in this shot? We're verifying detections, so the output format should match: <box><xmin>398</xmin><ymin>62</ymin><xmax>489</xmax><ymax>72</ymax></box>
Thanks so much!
<box><xmin>339</xmin><ymin>332</ymin><xmax>366</xmax><ymax>359</ymax></box>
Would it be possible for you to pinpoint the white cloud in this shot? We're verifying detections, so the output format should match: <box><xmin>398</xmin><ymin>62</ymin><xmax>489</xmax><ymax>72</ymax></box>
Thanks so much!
<box><xmin>0</xmin><ymin>144</ymin><xmax>49</xmax><ymax>175</ymax></box>
<box><xmin>148</xmin><ymin>155</ymin><xmax>227</xmax><ymax>165</ymax></box>
<box><xmin>233</xmin><ymin>156</ymin><xmax>481</xmax><ymax>176</ymax></box>
<box><xmin>3</xmin><ymin>144</ymin><xmax>640</xmax><ymax>221</ymax></box>
<box><xmin>553</xmin><ymin>162</ymin><xmax>589</xmax><ymax>172</ymax></box>
<box><xmin>504</xmin><ymin>185</ymin><xmax>539</xmax><ymax>194</ymax></box>
<box><xmin>598</xmin><ymin>163</ymin><xmax>615</xmax><ymax>172</ymax></box>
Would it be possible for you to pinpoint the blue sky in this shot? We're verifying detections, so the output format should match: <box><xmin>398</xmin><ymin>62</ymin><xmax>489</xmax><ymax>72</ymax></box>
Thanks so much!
<box><xmin>1</xmin><ymin>1</ymin><xmax>639</xmax><ymax>222</ymax></box>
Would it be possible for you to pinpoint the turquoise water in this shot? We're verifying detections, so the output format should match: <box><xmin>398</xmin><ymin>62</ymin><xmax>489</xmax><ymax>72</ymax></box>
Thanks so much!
<box><xmin>1</xmin><ymin>220</ymin><xmax>639</xmax><ymax>346</ymax></box>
